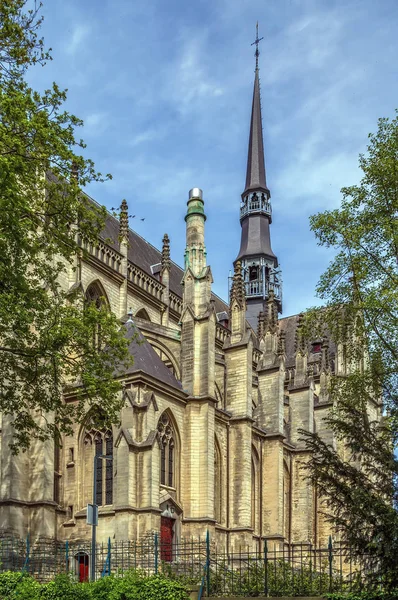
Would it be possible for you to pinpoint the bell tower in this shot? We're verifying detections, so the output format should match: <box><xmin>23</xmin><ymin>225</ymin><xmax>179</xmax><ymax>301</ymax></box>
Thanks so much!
<box><xmin>235</xmin><ymin>24</ymin><xmax>282</xmax><ymax>329</ymax></box>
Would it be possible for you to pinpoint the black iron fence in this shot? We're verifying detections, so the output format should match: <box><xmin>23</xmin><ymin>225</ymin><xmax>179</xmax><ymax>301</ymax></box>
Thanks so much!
<box><xmin>0</xmin><ymin>533</ymin><xmax>376</xmax><ymax>596</ymax></box>
<box><xmin>210</xmin><ymin>540</ymin><xmax>371</xmax><ymax>597</ymax></box>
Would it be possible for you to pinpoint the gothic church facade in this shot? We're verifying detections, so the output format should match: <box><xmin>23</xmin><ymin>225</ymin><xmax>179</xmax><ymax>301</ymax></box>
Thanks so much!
<box><xmin>0</xmin><ymin>52</ymin><xmax>363</xmax><ymax>554</ymax></box>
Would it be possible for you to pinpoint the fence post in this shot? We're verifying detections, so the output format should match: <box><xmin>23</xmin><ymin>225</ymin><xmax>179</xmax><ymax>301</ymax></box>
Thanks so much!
<box><xmin>206</xmin><ymin>530</ymin><xmax>210</xmax><ymax>597</ymax></box>
<box><xmin>263</xmin><ymin>539</ymin><xmax>268</xmax><ymax>597</ymax></box>
<box><xmin>328</xmin><ymin>535</ymin><xmax>333</xmax><ymax>593</ymax></box>
<box><xmin>108</xmin><ymin>537</ymin><xmax>111</xmax><ymax>575</ymax></box>
<box><xmin>65</xmin><ymin>541</ymin><xmax>69</xmax><ymax>574</ymax></box>
<box><xmin>22</xmin><ymin>535</ymin><xmax>30</xmax><ymax>572</ymax></box>
<box><xmin>154</xmin><ymin>533</ymin><xmax>158</xmax><ymax>575</ymax></box>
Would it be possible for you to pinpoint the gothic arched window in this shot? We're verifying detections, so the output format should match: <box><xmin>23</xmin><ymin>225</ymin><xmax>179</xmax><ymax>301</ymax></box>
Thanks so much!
<box><xmin>135</xmin><ymin>308</ymin><xmax>151</xmax><ymax>321</ymax></box>
<box><xmin>82</xmin><ymin>417</ymin><xmax>113</xmax><ymax>507</ymax></box>
<box><xmin>84</xmin><ymin>281</ymin><xmax>110</xmax><ymax>349</ymax></box>
<box><xmin>157</xmin><ymin>412</ymin><xmax>176</xmax><ymax>488</ymax></box>
<box><xmin>249</xmin><ymin>266</ymin><xmax>259</xmax><ymax>282</ymax></box>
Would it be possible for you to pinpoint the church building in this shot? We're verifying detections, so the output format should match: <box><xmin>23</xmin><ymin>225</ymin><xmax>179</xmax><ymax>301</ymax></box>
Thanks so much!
<box><xmin>0</xmin><ymin>39</ymin><xmax>361</xmax><ymax>556</ymax></box>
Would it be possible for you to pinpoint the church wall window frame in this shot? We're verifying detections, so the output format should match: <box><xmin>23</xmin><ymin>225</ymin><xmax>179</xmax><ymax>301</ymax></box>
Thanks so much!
<box><xmin>80</xmin><ymin>410</ymin><xmax>114</xmax><ymax>510</ymax></box>
<box><xmin>157</xmin><ymin>410</ymin><xmax>179</xmax><ymax>493</ymax></box>
<box><xmin>84</xmin><ymin>280</ymin><xmax>110</xmax><ymax>350</ymax></box>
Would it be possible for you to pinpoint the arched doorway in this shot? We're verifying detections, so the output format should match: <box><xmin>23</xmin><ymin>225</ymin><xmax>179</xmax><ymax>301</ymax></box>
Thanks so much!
<box><xmin>159</xmin><ymin>498</ymin><xmax>181</xmax><ymax>562</ymax></box>
<box><xmin>75</xmin><ymin>552</ymin><xmax>89</xmax><ymax>582</ymax></box>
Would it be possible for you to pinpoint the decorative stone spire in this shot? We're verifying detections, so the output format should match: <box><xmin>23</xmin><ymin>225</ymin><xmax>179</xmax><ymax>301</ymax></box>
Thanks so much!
<box><xmin>161</xmin><ymin>233</ymin><xmax>171</xmax><ymax>327</ymax></box>
<box><xmin>119</xmin><ymin>199</ymin><xmax>129</xmax><ymax>239</ymax></box>
<box><xmin>229</xmin><ymin>260</ymin><xmax>247</xmax><ymax>341</ymax></box>
<box><xmin>278</xmin><ymin>330</ymin><xmax>286</xmax><ymax>357</ymax></box>
<box><xmin>257</xmin><ymin>311</ymin><xmax>266</xmax><ymax>339</ymax></box>
<box><xmin>319</xmin><ymin>337</ymin><xmax>331</xmax><ymax>402</ymax></box>
<box><xmin>161</xmin><ymin>233</ymin><xmax>171</xmax><ymax>271</ymax></box>
<box><xmin>264</xmin><ymin>290</ymin><xmax>278</xmax><ymax>334</ymax></box>
<box><xmin>320</xmin><ymin>337</ymin><xmax>330</xmax><ymax>373</ymax></box>
<box><xmin>119</xmin><ymin>199</ymin><xmax>129</xmax><ymax>318</ymax></box>
<box><xmin>295</xmin><ymin>313</ymin><xmax>306</xmax><ymax>355</ymax></box>
<box><xmin>293</xmin><ymin>314</ymin><xmax>308</xmax><ymax>387</ymax></box>
<box><xmin>230</xmin><ymin>261</ymin><xmax>245</xmax><ymax>307</ymax></box>
<box><xmin>184</xmin><ymin>188</ymin><xmax>207</xmax><ymax>277</ymax></box>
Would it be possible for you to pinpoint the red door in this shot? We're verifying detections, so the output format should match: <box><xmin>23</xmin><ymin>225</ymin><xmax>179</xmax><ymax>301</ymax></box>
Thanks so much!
<box><xmin>78</xmin><ymin>554</ymin><xmax>89</xmax><ymax>582</ymax></box>
<box><xmin>160</xmin><ymin>516</ymin><xmax>174</xmax><ymax>562</ymax></box>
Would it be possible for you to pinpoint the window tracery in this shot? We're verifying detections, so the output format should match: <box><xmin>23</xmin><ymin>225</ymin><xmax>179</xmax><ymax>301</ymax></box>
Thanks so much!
<box><xmin>82</xmin><ymin>425</ymin><xmax>113</xmax><ymax>506</ymax></box>
<box><xmin>157</xmin><ymin>412</ymin><xmax>176</xmax><ymax>488</ymax></box>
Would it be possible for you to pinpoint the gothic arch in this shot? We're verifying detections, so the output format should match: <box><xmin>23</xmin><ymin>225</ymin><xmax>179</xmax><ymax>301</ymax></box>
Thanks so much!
<box><xmin>157</xmin><ymin>409</ymin><xmax>180</xmax><ymax>497</ymax></box>
<box><xmin>135</xmin><ymin>307</ymin><xmax>151</xmax><ymax>321</ymax></box>
<box><xmin>78</xmin><ymin>407</ymin><xmax>114</xmax><ymax>510</ymax></box>
<box><xmin>145</xmin><ymin>337</ymin><xmax>180</xmax><ymax>379</ymax></box>
<box><xmin>214</xmin><ymin>436</ymin><xmax>222</xmax><ymax>524</ymax></box>
<box><xmin>85</xmin><ymin>279</ymin><xmax>110</xmax><ymax>309</ymax></box>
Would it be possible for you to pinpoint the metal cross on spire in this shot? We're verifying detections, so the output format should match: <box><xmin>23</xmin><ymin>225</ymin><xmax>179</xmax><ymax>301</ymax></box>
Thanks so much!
<box><xmin>251</xmin><ymin>22</ymin><xmax>264</xmax><ymax>71</ymax></box>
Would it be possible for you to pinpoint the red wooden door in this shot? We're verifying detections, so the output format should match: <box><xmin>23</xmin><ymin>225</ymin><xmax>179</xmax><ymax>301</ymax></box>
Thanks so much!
<box><xmin>160</xmin><ymin>516</ymin><xmax>174</xmax><ymax>562</ymax></box>
<box><xmin>78</xmin><ymin>554</ymin><xmax>89</xmax><ymax>582</ymax></box>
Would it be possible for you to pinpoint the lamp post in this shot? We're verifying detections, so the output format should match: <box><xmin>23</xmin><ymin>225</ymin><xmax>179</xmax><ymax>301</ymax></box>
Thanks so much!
<box><xmin>90</xmin><ymin>453</ymin><xmax>112</xmax><ymax>582</ymax></box>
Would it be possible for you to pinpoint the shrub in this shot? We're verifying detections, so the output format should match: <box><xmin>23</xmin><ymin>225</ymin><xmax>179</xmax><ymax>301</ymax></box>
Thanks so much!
<box><xmin>41</xmin><ymin>574</ymin><xmax>92</xmax><ymax>600</ymax></box>
<box><xmin>138</xmin><ymin>575</ymin><xmax>189</xmax><ymax>600</ymax></box>
<box><xmin>327</xmin><ymin>593</ymin><xmax>398</xmax><ymax>600</ymax></box>
<box><xmin>0</xmin><ymin>571</ymin><xmax>31</xmax><ymax>598</ymax></box>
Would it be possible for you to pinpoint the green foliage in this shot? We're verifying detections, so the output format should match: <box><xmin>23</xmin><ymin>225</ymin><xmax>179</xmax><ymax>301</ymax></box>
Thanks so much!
<box><xmin>42</xmin><ymin>574</ymin><xmax>92</xmax><ymax>600</ymax></box>
<box><xmin>327</xmin><ymin>593</ymin><xmax>398</xmax><ymax>600</ymax></box>
<box><xmin>0</xmin><ymin>570</ymin><xmax>189</xmax><ymax>600</ymax></box>
<box><xmin>0</xmin><ymin>571</ymin><xmax>30</xmax><ymax>597</ymax></box>
<box><xmin>300</xmin><ymin>113</ymin><xmax>398</xmax><ymax>587</ymax></box>
<box><xmin>0</xmin><ymin>1</ymin><xmax>132</xmax><ymax>450</ymax></box>
<box><xmin>209</xmin><ymin>559</ymin><xmax>335</xmax><ymax>597</ymax></box>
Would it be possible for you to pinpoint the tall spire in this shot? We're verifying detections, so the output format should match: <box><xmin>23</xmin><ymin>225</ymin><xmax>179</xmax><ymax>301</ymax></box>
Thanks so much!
<box><xmin>234</xmin><ymin>24</ymin><xmax>282</xmax><ymax>329</ymax></box>
<box><xmin>244</xmin><ymin>23</ymin><xmax>269</xmax><ymax>197</ymax></box>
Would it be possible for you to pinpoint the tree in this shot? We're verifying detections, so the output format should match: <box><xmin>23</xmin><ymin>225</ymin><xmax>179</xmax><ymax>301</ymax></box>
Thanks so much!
<box><xmin>300</xmin><ymin>113</ymin><xmax>398</xmax><ymax>587</ymax></box>
<box><xmin>0</xmin><ymin>1</ymin><xmax>132</xmax><ymax>452</ymax></box>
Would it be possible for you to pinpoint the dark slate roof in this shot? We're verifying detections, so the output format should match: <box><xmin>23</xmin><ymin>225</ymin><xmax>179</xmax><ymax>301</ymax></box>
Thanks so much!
<box><xmin>236</xmin><ymin>213</ymin><xmax>277</xmax><ymax>263</ymax></box>
<box><xmin>121</xmin><ymin>322</ymin><xmax>183</xmax><ymax>390</ymax></box>
<box><xmin>100</xmin><ymin>211</ymin><xmax>229</xmax><ymax>315</ymax></box>
<box><xmin>243</xmin><ymin>69</ymin><xmax>269</xmax><ymax>196</ymax></box>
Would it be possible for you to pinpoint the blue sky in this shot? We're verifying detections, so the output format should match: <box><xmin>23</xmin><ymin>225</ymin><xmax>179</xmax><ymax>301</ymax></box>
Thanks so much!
<box><xmin>31</xmin><ymin>0</ymin><xmax>398</xmax><ymax>316</ymax></box>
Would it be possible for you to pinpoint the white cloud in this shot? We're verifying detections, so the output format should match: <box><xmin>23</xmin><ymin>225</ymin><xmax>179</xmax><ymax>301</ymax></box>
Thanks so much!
<box><xmin>162</xmin><ymin>32</ymin><xmax>225</xmax><ymax>116</ymax></box>
<box><xmin>65</xmin><ymin>24</ymin><xmax>91</xmax><ymax>56</ymax></box>
<box><xmin>83</xmin><ymin>112</ymin><xmax>108</xmax><ymax>135</ymax></box>
<box><xmin>129</xmin><ymin>129</ymin><xmax>158</xmax><ymax>147</ymax></box>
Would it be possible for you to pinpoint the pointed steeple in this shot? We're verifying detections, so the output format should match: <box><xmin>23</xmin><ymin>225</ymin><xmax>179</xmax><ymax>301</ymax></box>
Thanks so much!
<box><xmin>244</xmin><ymin>68</ymin><xmax>269</xmax><ymax>197</ymax></box>
<box><xmin>234</xmin><ymin>24</ymin><xmax>282</xmax><ymax>329</ymax></box>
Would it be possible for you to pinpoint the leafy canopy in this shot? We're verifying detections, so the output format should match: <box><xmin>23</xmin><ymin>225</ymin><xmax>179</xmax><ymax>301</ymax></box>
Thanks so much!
<box><xmin>0</xmin><ymin>0</ymin><xmax>132</xmax><ymax>451</ymax></box>
<box><xmin>301</xmin><ymin>113</ymin><xmax>398</xmax><ymax>588</ymax></box>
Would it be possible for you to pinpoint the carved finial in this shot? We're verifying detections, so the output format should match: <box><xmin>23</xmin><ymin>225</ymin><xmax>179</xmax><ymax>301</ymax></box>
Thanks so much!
<box><xmin>320</xmin><ymin>337</ymin><xmax>330</xmax><ymax>373</ymax></box>
<box><xmin>257</xmin><ymin>311</ymin><xmax>266</xmax><ymax>338</ymax></box>
<box><xmin>120</xmin><ymin>199</ymin><xmax>129</xmax><ymax>238</ymax></box>
<box><xmin>265</xmin><ymin>289</ymin><xmax>278</xmax><ymax>334</ymax></box>
<box><xmin>295</xmin><ymin>313</ymin><xmax>307</xmax><ymax>355</ymax></box>
<box><xmin>230</xmin><ymin>261</ymin><xmax>245</xmax><ymax>306</ymax></box>
<box><xmin>278</xmin><ymin>330</ymin><xmax>286</xmax><ymax>357</ymax></box>
<box><xmin>162</xmin><ymin>233</ymin><xmax>171</xmax><ymax>270</ymax></box>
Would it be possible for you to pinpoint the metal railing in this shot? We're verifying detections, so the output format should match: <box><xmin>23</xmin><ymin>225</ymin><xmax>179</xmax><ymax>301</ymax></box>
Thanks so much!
<box><xmin>0</xmin><ymin>533</ymin><xmax>378</xmax><ymax>595</ymax></box>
